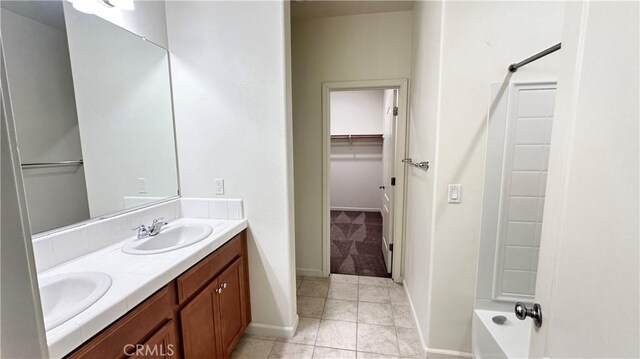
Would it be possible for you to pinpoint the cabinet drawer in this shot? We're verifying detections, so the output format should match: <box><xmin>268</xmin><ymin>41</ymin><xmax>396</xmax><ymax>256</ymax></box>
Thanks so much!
<box><xmin>129</xmin><ymin>321</ymin><xmax>178</xmax><ymax>359</ymax></box>
<box><xmin>67</xmin><ymin>285</ymin><xmax>175</xmax><ymax>359</ymax></box>
<box><xmin>176</xmin><ymin>234</ymin><xmax>242</xmax><ymax>304</ymax></box>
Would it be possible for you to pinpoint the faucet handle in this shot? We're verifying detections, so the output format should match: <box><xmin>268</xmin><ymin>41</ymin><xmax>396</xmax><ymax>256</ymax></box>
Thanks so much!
<box><xmin>132</xmin><ymin>224</ymin><xmax>147</xmax><ymax>232</ymax></box>
<box><xmin>151</xmin><ymin>217</ymin><xmax>166</xmax><ymax>225</ymax></box>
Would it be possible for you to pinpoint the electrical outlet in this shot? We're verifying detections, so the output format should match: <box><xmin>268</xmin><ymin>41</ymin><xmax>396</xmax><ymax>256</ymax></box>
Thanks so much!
<box><xmin>214</xmin><ymin>178</ymin><xmax>225</xmax><ymax>195</ymax></box>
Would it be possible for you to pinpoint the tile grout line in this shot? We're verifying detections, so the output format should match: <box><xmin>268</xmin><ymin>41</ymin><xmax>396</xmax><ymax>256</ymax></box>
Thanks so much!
<box><xmin>258</xmin><ymin>276</ymin><xmax>415</xmax><ymax>356</ymax></box>
<box><xmin>355</xmin><ymin>274</ymin><xmax>359</xmax><ymax>353</ymax></box>
<box><xmin>265</xmin><ymin>337</ymin><xmax>276</xmax><ymax>359</ymax></box>
<box><xmin>394</xmin><ymin>319</ymin><xmax>401</xmax><ymax>357</ymax></box>
<box><xmin>253</xmin><ymin>274</ymin><xmax>422</xmax><ymax>358</ymax></box>
<box><xmin>313</xmin><ymin>288</ymin><xmax>325</xmax><ymax>348</ymax></box>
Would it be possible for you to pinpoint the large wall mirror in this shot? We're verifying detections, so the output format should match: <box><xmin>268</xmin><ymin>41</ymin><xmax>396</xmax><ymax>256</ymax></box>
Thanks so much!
<box><xmin>1</xmin><ymin>1</ymin><xmax>179</xmax><ymax>234</ymax></box>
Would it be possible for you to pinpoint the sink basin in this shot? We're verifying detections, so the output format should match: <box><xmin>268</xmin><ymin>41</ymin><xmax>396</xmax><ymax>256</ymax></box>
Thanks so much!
<box><xmin>122</xmin><ymin>223</ymin><xmax>217</xmax><ymax>255</ymax></box>
<box><xmin>39</xmin><ymin>272</ymin><xmax>112</xmax><ymax>331</ymax></box>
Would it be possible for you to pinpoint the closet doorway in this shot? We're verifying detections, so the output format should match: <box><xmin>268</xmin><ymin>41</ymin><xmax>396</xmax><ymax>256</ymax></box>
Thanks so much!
<box><xmin>322</xmin><ymin>79</ymin><xmax>408</xmax><ymax>282</ymax></box>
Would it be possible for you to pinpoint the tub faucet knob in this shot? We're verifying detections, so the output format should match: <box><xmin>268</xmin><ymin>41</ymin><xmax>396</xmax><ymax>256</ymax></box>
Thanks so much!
<box><xmin>514</xmin><ymin>302</ymin><xmax>543</xmax><ymax>328</ymax></box>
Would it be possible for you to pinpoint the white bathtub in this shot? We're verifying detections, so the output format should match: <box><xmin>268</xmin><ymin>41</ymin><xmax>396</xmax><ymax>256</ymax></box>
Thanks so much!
<box><xmin>472</xmin><ymin>309</ymin><xmax>531</xmax><ymax>358</ymax></box>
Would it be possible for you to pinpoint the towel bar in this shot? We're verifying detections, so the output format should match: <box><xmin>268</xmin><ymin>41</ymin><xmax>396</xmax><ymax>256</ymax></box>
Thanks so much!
<box><xmin>21</xmin><ymin>160</ymin><xmax>84</xmax><ymax>169</ymax></box>
<box><xmin>402</xmin><ymin>158</ymin><xmax>429</xmax><ymax>172</ymax></box>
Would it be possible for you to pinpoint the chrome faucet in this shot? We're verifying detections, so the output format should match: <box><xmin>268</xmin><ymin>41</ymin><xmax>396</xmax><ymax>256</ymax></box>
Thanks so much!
<box><xmin>132</xmin><ymin>217</ymin><xmax>168</xmax><ymax>239</ymax></box>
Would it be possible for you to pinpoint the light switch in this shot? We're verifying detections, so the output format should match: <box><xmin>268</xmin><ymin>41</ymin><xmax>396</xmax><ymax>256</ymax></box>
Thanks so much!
<box><xmin>214</xmin><ymin>178</ymin><xmax>225</xmax><ymax>195</ymax></box>
<box><xmin>448</xmin><ymin>184</ymin><xmax>461</xmax><ymax>203</ymax></box>
<box><xmin>137</xmin><ymin>177</ymin><xmax>147</xmax><ymax>194</ymax></box>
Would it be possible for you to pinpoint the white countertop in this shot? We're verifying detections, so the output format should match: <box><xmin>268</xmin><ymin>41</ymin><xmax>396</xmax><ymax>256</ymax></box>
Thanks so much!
<box><xmin>42</xmin><ymin>217</ymin><xmax>248</xmax><ymax>358</ymax></box>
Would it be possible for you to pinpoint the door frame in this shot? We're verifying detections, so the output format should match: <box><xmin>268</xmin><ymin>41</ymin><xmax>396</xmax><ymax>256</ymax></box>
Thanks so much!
<box><xmin>321</xmin><ymin>79</ymin><xmax>409</xmax><ymax>283</ymax></box>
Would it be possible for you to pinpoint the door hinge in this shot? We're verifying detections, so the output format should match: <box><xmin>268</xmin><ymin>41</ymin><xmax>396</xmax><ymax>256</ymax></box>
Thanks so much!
<box><xmin>389</xmin><ymin>243</ymin><xmax>394</xmax><ymax>252</ymax></box>
<box><xmin>393</xmin><ymin>107</ymin><xmax>399</xmax><ymax>116</ymax></box>
<box><xmin>391</xmin><ymin>177</ymin><xmax>396</xmax><ymax>186</ymax></box>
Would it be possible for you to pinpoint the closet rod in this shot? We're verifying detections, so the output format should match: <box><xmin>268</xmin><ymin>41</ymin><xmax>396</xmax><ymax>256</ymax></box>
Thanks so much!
<box><xmin>508</xmin><ymin>43</ymin><xmax>561</xmax><ymax>72</ymax></box>
<box><xmin>330</xmin><ymin>134</ymin><xmax>383</xmax><ymax>140</ymax></box>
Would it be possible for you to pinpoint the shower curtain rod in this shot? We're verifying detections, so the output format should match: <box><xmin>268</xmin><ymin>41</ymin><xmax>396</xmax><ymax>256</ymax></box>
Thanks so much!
<box><xmin>508</xmin><ymin>43</ymin><xmax>562</xmax><ymax>72</ymax></box>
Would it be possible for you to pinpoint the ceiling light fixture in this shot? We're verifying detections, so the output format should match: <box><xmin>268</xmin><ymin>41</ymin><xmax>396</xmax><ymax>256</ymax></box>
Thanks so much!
<box><xmin>103</xmin><ymin>0</ymin><xmax>135</xmax><ymax>11</ymax></box>
<box><xmin>68</xmin><ymin>0</ymin><xmax>134</xmax><ymax>14</ymax></box>
<box><xmin>69</xmin><ymin>0</ymin><xmax>100</xmax><ymax>14</ymax></box>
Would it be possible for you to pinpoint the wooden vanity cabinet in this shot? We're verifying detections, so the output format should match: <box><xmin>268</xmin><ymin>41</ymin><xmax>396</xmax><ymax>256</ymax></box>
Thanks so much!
<box><xmin>180</xmin><ymin>257</ymin><xmax>247</xmax><ymax>358</ymax></box>
<box><xmin>131</xmin><ymin>321</ymin><xmax>179</xmax><ymax>359</ymax></box>
<box><xmin>67</xmin><ymin>284</ymin><xmax>180</xmax><ymax>359</ymax></box>
<box><xmin>215</xmin><ymin>257</ymin><xmax>247</xmax><ymax>357</ymax></box>
<box><xmin>67</xmin><ymin>230</ymin><xmax>250</xmax><ymax>359</ymax></box>
<box><xmin>180</xmin><ymin>281</ymin><xmax>222</xmax><ymax>358</ymax></box>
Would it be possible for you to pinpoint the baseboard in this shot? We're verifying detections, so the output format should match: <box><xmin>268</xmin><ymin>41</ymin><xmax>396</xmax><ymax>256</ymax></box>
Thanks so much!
<box><xmin>402</xmin><ymin>280</ymin><xmax>473</xmax><ymax>359</ymax></box>
<box><xmin>330</xmin><ymin>206</ymin><xmax>381</xmax><ymax>213</ymax></box>
<box><xmin>296</xmin><ymin>268</ymin><xmax>324</xmax><ymax>277</ymax></box>
<box><xmin>245</xmin><ymin>315</ymin><xmax>299</xmax><ymax>339</ymax></box>
<box><xmin>402</xmin><ymin>279</ymin><xmax>430</xmax><ymax>354</ymax></box>
<box><xmin>427</xmin><ymin>348</ymin><xmax>473</xmax><ymax>358</ymax></box>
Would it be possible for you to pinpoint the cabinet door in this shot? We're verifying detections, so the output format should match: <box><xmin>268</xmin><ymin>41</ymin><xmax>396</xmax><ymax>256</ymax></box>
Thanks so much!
<box><xmin>216</xmin><ymin>257</ymin><xmax>246</xmax><ymax>357</ymax></box>
<box><xmin>68</xmin><ymin>285</ymin><xmax>175</xmax><ymax>359</ymax></box>
<box><xmin>180</xmin><ymin>282</ymin><xmax>221</xmax><ymax>358</ymax></box>
<box><xmin>131</xmin><ymin>321</ymin><xmax>178</xmax><ymax>359</ymax></box>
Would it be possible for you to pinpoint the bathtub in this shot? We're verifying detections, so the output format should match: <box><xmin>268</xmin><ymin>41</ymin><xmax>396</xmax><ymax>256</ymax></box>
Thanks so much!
<box><xmin>472</xmin><ymin>309</ymin><xmax>531</xmax><ymax>358</ymax></box>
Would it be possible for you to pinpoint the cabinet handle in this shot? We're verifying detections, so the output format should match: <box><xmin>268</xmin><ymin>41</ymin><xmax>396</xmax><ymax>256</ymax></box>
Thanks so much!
<box><xmin>215</xmin><ymin>288</ymin><xmax>222</xmax><ymax>294</ymax></box>
<box><xmin>221</xmin><ymin>282</ymin><xmax>228</xmax><ymax>289</ymax></box>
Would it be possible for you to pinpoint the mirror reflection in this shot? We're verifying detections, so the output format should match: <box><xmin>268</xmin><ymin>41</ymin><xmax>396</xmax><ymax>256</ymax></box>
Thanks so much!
<box><xmin>1</xmin><ymin>0</ymin><xmax>179</xmax><ymax>234</ymax></box>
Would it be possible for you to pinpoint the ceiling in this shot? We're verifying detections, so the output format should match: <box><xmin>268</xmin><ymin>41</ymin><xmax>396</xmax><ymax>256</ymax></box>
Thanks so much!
<box><xmin>291</xmin><ymin>0</ymin><xmax>415</xmax><ymax>20</ymax></box>
<box><xmin>1</xmin><ymin>0</ymin><xmax>66</xmax><ymax>30</ymax></box>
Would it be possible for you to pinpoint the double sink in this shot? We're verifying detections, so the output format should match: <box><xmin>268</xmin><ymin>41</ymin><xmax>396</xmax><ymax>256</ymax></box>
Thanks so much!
<box><xmin>39</xmin><ymin>222</ymin><xmax>223</xmax><ymax>331</ymax></box>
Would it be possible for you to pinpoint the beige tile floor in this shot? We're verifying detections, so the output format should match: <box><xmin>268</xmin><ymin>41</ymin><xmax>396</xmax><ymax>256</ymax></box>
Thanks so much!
<box><xmin>231</xmin><ymin>274</ymin><xmax>427</xmax><ymax>359</ymax></box>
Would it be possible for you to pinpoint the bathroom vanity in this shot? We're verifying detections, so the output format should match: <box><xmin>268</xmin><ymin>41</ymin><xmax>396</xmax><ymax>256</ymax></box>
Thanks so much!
<box><xmin>67</xmin><ymin>229</ymin><xmax>250</xmax><ymax>359</ymax></box>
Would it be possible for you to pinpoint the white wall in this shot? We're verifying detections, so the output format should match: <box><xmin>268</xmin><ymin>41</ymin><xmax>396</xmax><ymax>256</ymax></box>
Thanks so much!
<box><xmin>1</xmin><ymin>9</ymin><xmax>90</xmax><ymax>233</ymax></box>
<box><xmin>330</xmin><ymin>90</ymin><xmax>384</xmax><ymax>135</ymax></box>
<box><xmin>64</xmin><ymin>2</ymin><xmax>179</xmax><ymax>218</ymax></box>
<box><xmin>406</xmin><ymin>1</ymin><xmax>565</xmax><ymax>354</ymax></box>
<box><xmin>330</xmin><ymin>90</ymin><xmax>383</xmax><ymax>211</ymax></box>
<box><xmin>403</xmin><ymin>0</ymin><xmax>443</xmax><ymax>350</ymax></box>
<box><xmin>90</xmin><ymin>0</ymin><xmax>168</xmax><ymax>48</ymax></box>
<box><xmin>531</xmin><ymin>1</ymin><xmax>639</xmax><ymax>357</ymax></box>
<box><xmin>330</xmin><ymin>143</ymin><xmax>383</xmax><ymax>211</ymax></box>
<box><xmin>292</xmin><ymin>10</ymin><xmax>413</xmax><ymax>275</ymax></box>
<box><xmin>166</xmin><ymin>0</ymin><xmax>297</xmax><ymax>336</ymax></box>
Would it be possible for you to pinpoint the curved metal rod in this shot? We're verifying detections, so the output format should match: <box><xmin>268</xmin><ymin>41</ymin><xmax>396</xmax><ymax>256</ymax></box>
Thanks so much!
<box><xmin>402</xmin><ymin>158</ymin><xmax>429</xmax><ymax>172</ymax></box>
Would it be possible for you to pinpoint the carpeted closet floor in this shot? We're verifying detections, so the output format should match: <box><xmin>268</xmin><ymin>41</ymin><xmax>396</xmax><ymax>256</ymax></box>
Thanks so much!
<box><xmin>330</xmin><ymin>210</ymin><xmax>390</xmax><ymax>278</ymax></box>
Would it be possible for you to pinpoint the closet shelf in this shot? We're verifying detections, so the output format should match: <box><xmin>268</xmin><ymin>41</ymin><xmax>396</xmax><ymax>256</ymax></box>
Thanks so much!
<box><xmin>330</xmin><ymin>134</ymin><xmax>383</xmax><ymax>143</ymax></box>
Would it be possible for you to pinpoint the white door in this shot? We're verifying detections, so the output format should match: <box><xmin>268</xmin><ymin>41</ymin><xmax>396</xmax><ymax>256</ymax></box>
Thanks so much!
<box><xmin>529</xmin><ymin>2</ymin><xmax>639</xmax><ymax>357</ymax></box>
<box><xmin>381</xmin><ymin>89</ymin><xmax>397</xmax><ymax>274</ymax></box>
